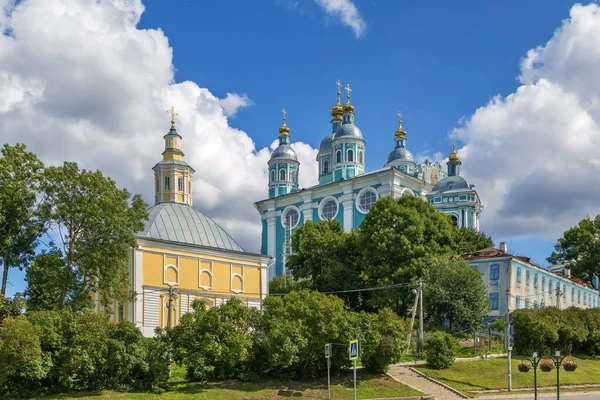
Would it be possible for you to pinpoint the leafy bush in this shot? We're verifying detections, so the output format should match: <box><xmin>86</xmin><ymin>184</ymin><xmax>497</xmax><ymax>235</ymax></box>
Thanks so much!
<box><xmin>0</xmin><ymin>316</ymin><xmax>50</xmax><ymax>398</ymax></box>
<box><xmin>358</xmin><ymin>308</ymin><xmax>407</xmax><ymax>373</ymax></box>
<box><xmin>170</xmin><ymin>297</ymin><xmax>259</xmax><ymax>381</ymax></box>
<box><xmin>423</xmin><ymin>331</ymin><xmax>456</xmax><ymax>369</ymax></box>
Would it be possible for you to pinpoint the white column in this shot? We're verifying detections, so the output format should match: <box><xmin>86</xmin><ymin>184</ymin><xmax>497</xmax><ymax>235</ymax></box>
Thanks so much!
<box><xmin>170</xmin><ymin>167</ymin><xmax>175</xmax><ymax>202</ymax></box>
<box><xmin>134</xmin><ymin>248</ymin><xmax>143</xmax><ymax>330</ymax></box>
<box><xmin>267</xmin><ymin>217</ymin><xmax>276</xmax><ymax>258</ymax></box>
<box><xmin>301</xmin><ymin>203</ymin><xmax>313</xmax><ymax>222</ymax></box>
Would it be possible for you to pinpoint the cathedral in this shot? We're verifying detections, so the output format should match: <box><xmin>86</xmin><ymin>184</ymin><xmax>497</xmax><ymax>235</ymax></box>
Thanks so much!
<box><xmin>105</xmin><ymin>109</ymin><xmax>270</xmax><ymax>337</ymax></box>
<box><xmin>255</xmin><ymin>83</ymin><xmax>483</xmax><ymax>278</ymax></box>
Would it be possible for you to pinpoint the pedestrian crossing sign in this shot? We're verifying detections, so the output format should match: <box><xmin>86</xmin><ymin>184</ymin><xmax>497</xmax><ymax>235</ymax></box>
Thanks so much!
<box><xmin>325</xmin><ymin>344</ymin><xmax>330</xmax><ymax>359</ymax></box>
<box><xmin>349</xmin><ymin>339</ymin><xmax>358</xmax><ymax>360</ymax></box>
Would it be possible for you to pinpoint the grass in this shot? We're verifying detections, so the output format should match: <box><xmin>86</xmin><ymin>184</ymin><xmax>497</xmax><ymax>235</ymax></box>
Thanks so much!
<box><xmin>454</xmin><ymin>344</ymin><xmax>505</xmax><ymax>358</ymax></box>
<box><xmin>415</xmin><ymin>355</ymin><xmax>600</xmax><ymax>395</ymax></box>
<box><xmin>35</xmin><ymin>366</ymin><xmax>423</xmax><ymax>400</ymax></box>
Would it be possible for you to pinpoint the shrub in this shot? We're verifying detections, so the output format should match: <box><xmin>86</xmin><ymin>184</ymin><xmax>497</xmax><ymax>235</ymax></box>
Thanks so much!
<box><xmin>170</xmin><ymin>297</ymin><xmax>259</xmax><ymax>381</ymax></box>
<box><xmin>359</xmin><ymin>308</ymin><xmax>407</xmax><ymax>373</ymax></box>
<box><xmin>0</xmin><ymin>316</ymin><xmax>50</xmax><ymax>398</ymax></box>
<box><xmin>423</xmin><ymin>331</ymin><xmax>456</xmax><ymax>369</ymax></box>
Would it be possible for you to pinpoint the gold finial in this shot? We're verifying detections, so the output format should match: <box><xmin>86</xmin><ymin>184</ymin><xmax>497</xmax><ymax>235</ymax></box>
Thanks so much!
<box><xmin>330</xmin><ymin>79</ymin><xmax>344</xmax><ymax>120</ymax></box>
<box><xmin>394</xmin><ymin>111</ymin><xmax>406</xmax><ymax>139</ymax></box>
<box><xmin>279</xmin><ymin>108</ymin><xmax>290</xmax><ymax>136</ymax></box>
<box><xmin>167</xmin><ymin>106</ymin><xmax>179</xmax><ymax>127</ymax></box>
<box><xmin>586</xmin><ymin>213</ymin><xmax>591</xmax><ymax>220</ymax></box>
<box><xmin>343</xmin><ymin>83</ymin><xmax>355</xmax><ymax>114</ymax></box>
<box><xmin>345</xmin><ymin>84</ymin><xmax>352</xmax><ymax>103</ymax></box>
<box><xmin>449</xmin><ymin>133</ymin><xmax>460</xmax><ymax>162</ymax></box>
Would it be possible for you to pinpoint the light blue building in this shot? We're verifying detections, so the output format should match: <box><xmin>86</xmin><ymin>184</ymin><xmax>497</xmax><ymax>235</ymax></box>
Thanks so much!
<box><xmin>464</xmin><ymin>244</ymin><xmax>600</xmax><ymax>320</ymax></box>
<box><xmin>255</xmin><ymin>83</ymin><xmax>483</xmax><ymax>278</ymax></box>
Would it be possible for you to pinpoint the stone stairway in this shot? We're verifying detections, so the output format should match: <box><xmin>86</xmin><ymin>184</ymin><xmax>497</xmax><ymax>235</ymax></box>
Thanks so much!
<box><xmin>387</xmin><ymin>365</ymin><xmax>467</xmax><ymax>400</ymax></box>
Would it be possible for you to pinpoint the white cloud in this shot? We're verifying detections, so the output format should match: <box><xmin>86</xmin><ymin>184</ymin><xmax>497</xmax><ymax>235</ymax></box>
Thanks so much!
<box><xmin>314</xmin><ymin>0</ymin><xmax>366</xmax><ymax>38</ymax></box>
<box><xmin>219</xmin><ymin>93</ymin><xmax>254</xmax><ymax>117</ymax></box>
<box><xmin>0</xmin><ymin>0</ymin><xmax>319</xmax><ymax>253</ymax></box>
<box><xmin>454</xmin><ymin>3</ymin><xmax>600</xmax><ymax>241</ymax></box>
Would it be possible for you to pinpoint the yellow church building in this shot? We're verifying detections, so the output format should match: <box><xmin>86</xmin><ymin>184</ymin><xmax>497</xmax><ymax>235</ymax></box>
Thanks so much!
<box><xmin>109</xmin><ymin>108</ymin><xmax>270</xmax><ymax>337</ymax></box>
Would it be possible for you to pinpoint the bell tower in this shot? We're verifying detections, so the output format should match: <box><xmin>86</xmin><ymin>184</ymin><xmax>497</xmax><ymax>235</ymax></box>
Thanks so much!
<box><xmin>153</xmin><ymin>106</ymin><xmax>195</xmax><ymax>206</ymax></box>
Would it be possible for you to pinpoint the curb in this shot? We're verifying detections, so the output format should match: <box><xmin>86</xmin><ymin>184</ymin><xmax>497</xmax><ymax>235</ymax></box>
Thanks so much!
<box><xmin>366</xmin><ymin>397</ymin><xmax>435</xmax><ymax>400</ymax></box>
<box><xmin>409</xmin><ymin>367</ymin><xmax>469</xmax><ymax>399</ymax></box>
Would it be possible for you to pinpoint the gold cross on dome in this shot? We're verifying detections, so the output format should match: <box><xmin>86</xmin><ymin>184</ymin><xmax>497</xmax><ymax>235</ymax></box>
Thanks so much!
<box><xmin>336</xmin><ymin>79</ymin><xmax>341</xmax><ymax>93</ymax></box>
<box><xmin>282</xmin><ymin>108</ymin><xmax>287</xmax><ymax>122</ymax></box>
<box><xmin>345</xmin><ymin>84</ymin><xmax>352</xmax><ymax>101</ymax></box>
<box><xmin>167</xmin><ymin>106</ymin><xmax>179</xmax><ymax>126</ymax></box>
<box><xmin>397</xmin><ymin>111</ymin><xmax>403</xmax><ymax>122</ymax></box>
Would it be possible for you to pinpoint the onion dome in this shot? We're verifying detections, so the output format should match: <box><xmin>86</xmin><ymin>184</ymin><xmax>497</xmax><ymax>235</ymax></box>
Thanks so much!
<box><xmin>318</xmin><ymin>134</ymin><xmax>333</xmax><ymax>155</ymax></box>
<box><xmin>386</xmin><ymin>147</ymin><xmax>414</xmax><ymax>163</ymax></box>
<box><xmin>270</xmin><ymin>108</ymin><xmax>297</xmax><ymax>161</ymax></box>
<box><xmin>343</xmin><ymin>83</ymin><xmax>355</xmax><ymax>114</ymax></box>
<box><xmin>333</xmin><ymin>124</ymin><xmax>363</xmax><ymax>140</ymax></box>
<box><xmin>330</xmin><ymin>80</ymin><xmax>344</xmax><ymax>121</ymax></box>
<box><xmin>431</xmin><ymin>175</ymin><xmax>469</xmax><ymax>194</ymax></box>
<box><xmin>448</xmin><ymin>135</ymin><xmax>461</xmax><ymax>162</ymax></box>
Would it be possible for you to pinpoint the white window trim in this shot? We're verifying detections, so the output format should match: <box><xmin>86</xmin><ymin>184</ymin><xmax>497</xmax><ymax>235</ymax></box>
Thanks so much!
<box><xmin>318</xmin><ymin>196</ymin><xmax>340</xmax><ymax>220</ymax></box>
<box><xmin>281</xmin><ymin>205</ymin><xmax>301</xmax><ymax>229</ymax></box>
<box><xmin>347</xmin><ymin>149</ymin><xmax>354</xmax><ymax>162</ymax></box>
<box><xmin>355</xmin><ymin>187</ymin><xmax>379</xmax><ymax>215</ymax></box>
<box><xmin>231</xmin><ymin>268</ymin><xmax>244</xmax><ymax>294</ymax></box>
<box><xmin>198</xmin><ymin>260</ymin><xmax>213</xmax><ymax>290</ymax></box>
<box><xmin>163</xmin><ymin>264</ymin><xmax>179</xmax><ymax>285</ymax></box>
<box><xmin>401</xmin><ymin>187</ymin><xmax>415</xmax><ymax>197</ymax></box>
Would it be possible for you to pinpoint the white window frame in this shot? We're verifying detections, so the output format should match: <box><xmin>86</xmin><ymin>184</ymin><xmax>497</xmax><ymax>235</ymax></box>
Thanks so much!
<box><xmin>355</xmin><ymin>187</ymin><xmax>379</xmax><ymax>214</ymax></box>
<box><xmin>318</xmin><ymin>196</ymin><xmax>339</xmax><ymax>220</ymax></box>
<box><xmin>281</xmin><ymin>205</ymin><xmax>301</xmax><ymax>229</ymax></box>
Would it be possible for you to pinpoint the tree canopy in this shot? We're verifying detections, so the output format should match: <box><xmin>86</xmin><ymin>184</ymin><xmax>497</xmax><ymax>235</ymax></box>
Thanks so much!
<box><xmin>548</xmin><ymin>214</ymin><xmax>600</xmax><ymax>283</ymax></box>
<box><xmin>0</xmin><ymin>143</ymin><xmax>48</xmax><ymax>296</ymax></box>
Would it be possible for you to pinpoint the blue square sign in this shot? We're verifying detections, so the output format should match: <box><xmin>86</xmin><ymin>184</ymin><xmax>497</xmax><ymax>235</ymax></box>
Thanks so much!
<box><xmin>349</xmin><ymin>339</ymin><xmax>358</xmax><ymax>360</ymax></box>
<box><xmin>325</xmin><ymin>344</ymin><xmax>330</xmax><ymax>359</ymax></box>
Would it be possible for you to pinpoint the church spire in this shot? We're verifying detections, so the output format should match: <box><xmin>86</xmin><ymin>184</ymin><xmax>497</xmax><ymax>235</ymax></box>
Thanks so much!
<box><xmin>278</xmin><ymin>108</ymin><xmax>291</xmax><ymax>145</ymax></box>
<box><xmin>153</xmin><ymin>106</ymin><xmax>195</xmax><ymax>206</ymax></box>
<box><xmin>447</xmin><ymin>134</ymin><xmax>462</xmax><ymax>176</ymax></box>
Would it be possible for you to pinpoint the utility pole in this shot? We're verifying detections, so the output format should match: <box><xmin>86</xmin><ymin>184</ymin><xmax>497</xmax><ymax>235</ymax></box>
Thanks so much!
<box><xmin>417</xmin><ymin>277</ymin><xmax>424</xmax><ymax>354</ymax></box>
<box><xmin>407</xmin><ymin>282</ymin><xmax>420</xmax><ymax>352</ymax></box>
<box><xmin>506</xmin><ymin>288</ymin><xmax>512</xmax><ymax>392</ymax></box>
<box><xmin>164</xmin><ymin>284</ymin><xmax>177</xmax><ymax>377</ymax></box>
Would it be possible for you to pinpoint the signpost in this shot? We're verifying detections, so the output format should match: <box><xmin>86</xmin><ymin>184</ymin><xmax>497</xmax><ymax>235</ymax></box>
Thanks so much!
<box><xmin>349</xmin><ymin>339</ymin><xmax>359</xmax><ymax>400</ymax></box>
<box><xmin>325</xmin><ymin>344</ymin><xmax>331</xmax><ymax>400</ymax></box>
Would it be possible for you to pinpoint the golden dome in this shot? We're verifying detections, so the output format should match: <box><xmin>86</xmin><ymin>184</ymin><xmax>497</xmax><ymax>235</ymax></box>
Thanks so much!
<box><xmin>395</xmin><ymin>112</ymin><xmax>406</xmax><ymax>139</ymax></box>
<box><xmin>330</xmin><ymin>79</ymin><xmax>344</xmax><ymax>120</ymax></box>
<box><xmin>343</xmin><ymin>83</ymin><xmax>355</xmax><ymax>114</ymax></box>
<box><xmin>448</xmin><ymin>140</ymin><xmax>460</xmax><ymax>162</ymax></box>
<box><xmin>279</xmin><ymin>108</ymin><xmax>290</xmax><ymax>136</ymax></box>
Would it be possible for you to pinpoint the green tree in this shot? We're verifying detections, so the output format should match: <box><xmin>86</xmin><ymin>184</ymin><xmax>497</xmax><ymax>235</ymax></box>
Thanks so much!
<box><xmin>451</xmin><ymin>227</ymin><xmax>493</xmax><ymax>254</ymax></box>
<box><xmin>287</xmin><ymin>220</ymin><xmax>365</xmax><ymax>308</ymax></box>
<box><xmin>0</xmin><ymin>293</ymin><xmax>25</xmax><ymax>324</ymax></box>
<box><xmin>40</xmin><ymin>162</ymin><xmax>147</xmax><ymax>309</ymax></box>
<box><xmin>548</xmin><ymin>214</ymin><xmax>600</xmax><ymax>283</ymax></box>
<box><xmin>358</xmin><ymin>196</ymin><xmax>456</xmax><ymax>314</ymax></box>
<box><xmin>356</xmin><ymin>308</ymin><xmax>407</xmax><ymax>373</ymax></box>
<box><xmin>0</xmin><ymin>143</ymin><xmax>47</xmax><ymax>296</ymax></box>
<box><xmin>423</xmin><ymin>257</ymin><xmax>490</xmax><ymax>331</ymax></box>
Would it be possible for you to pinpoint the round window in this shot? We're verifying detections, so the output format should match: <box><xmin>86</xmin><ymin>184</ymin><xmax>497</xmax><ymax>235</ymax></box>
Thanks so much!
<box><xmin>359</xmin><ymin>190</ymin><xmax>377</xmax><ymax>213</ymax></box>
<box><xmin>284</xmin><ymin>208</ymin><xmax>299</xmax><ymax>228</ymax></box>
<box><xmin>321</xmin><ymin>199</ymin><xmax>338</xmax><ymax>220</ymax></box>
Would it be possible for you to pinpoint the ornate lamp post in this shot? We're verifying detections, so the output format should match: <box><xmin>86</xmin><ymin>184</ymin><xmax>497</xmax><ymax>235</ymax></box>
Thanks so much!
<box><xmin>546</xmin><ymin>351</ymin><xmax>566</xmax><ymax>400</ymax></box>
<box><xmin>524</xmin><ymin>352</ymin><xmax>540</xmax><ymax>400</ymax></box>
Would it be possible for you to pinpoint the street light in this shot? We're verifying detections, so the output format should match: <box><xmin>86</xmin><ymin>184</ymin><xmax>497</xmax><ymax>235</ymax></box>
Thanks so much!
<box><xmin>524</xmin><ymin>352</ymin><xmax>540</xmax><ymax>400</ymax></box>
<box><xmin>546</xmin><ymin>350</ymin><xmax>566</xmax><ymax>400</ymax></box>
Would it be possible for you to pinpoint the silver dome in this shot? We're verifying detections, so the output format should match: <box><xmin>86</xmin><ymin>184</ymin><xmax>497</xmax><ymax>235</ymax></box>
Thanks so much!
<box><xmin>332</xmin><ymin>124</ymin><xmax>363</xmax><ymax>140</ymax></box>
<box><xmin>431</xmin><ymin>176</ymin><xmax>470</xmax><ymax>193</ymax></box>
<box><xmin>318</xmin><ymin>134</ymin><xmax>332</xmax><ymax>155</ymax></box>
<box><xmin>386</xmin><ymin>147</ymin><xmax>415</xmax><ymax>164</ymax></box>
<box><xmin>270</xmin><ymin>144</ymin><xmax>298</xmax><ymax>161</ymax></box>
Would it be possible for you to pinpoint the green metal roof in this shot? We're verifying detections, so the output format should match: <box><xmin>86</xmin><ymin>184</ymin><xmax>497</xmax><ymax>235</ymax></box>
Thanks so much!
<box><xmin>138</xmin><ymin>202</ymin><xmax>243</xmax><ymax>252</ymax></box>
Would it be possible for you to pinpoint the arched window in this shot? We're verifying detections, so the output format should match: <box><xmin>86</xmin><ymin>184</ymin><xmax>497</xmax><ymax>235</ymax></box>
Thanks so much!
<box><xmin>279</xmin><ymin>169</ymin><xmax>286</xmax><ymax>181</ymax></box>
<box><xmin>358</xmin><ymin>151</ymin><xmax>363</xmax><ymax>164</ymax></box>
<box><xmin>450</xmin><ymin>215</ymin><xmax>458</xmax><ymax>226</ymax></box>
<box><xmin>347</xmin><ymin>149</ymin><xmax>354</xmax><ymax>162</ymax></box>
<box><xmin>270</xmin><ymin>170</ymin><xmax>275</xmax><ymax>182</ymax></box>
<box><xmin>323</xmin><ymin>160</ymin><xmax>330</xmax><ymax>174</ymax></box>
<box><xmin>290</xmin><ymin>170</ymin><xmax>296</xmax><ymax>183</ymax></box>
<box><xmin>336</xmin><ymin>151</ymin><xmax>341</xmax><ymax>163</ymax></box>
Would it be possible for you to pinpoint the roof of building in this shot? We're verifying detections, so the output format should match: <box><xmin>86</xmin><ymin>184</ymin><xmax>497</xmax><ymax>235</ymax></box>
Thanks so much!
<box><xmin>333</xmin><ymin>123</ymin><xmax>363</xmax><ymax>140</ymax></box>
<box><xmin>462</xmin><ymin>247</ymin><xmax>598</xmax><ymax>291</ymax></box>
<box><xmin>386</xmin><ymin>147</ymin><xmax>415</xmax><ymax>164</ymax></box>
<box><xmin>138</xmin><ymin>202</ymin><xmax>244</xmax><ymax>252</ymax></box>
<box><xmin>270</xmin><ymin>144</ymin><xmax>298</xmax><ymax>162</ymax></box>
<box><xmin>431</xmin><ymin>175</ymin><xmax>470</xmax><ymax>194</ymax></box>
<box><xmin>318</xmin><ymin>134</ymin><xmax>333</xmax><ymax>155</ymax></box>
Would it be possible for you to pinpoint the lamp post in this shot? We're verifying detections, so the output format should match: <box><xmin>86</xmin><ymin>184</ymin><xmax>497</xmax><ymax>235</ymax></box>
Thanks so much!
<box><xmin>546</xmin><ymin>351</ymin><xmax>566</xmax><ymax>400</ymax></box>
<box><xmin>524</xmin><ymin>352</ymin><xmax>540</xmax><ymax>400</ymax></box>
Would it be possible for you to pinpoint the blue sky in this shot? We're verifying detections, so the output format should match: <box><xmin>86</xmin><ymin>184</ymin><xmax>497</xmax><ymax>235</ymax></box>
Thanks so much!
<box><xmin>4</xmin><ymin>0</ymin><xmax>600</xmax><ymax>296</ymax></box>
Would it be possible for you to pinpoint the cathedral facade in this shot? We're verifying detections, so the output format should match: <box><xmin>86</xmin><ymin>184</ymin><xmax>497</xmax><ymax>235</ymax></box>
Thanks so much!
<box><xmin>106</xmin><ymin>110</ymin><xmax>270</xmax><ymax>336</ymax></box>
<box><xmin>255</xmin><ymin>83</ymin><xmax>483</xmax><ymax>278</ymax></box>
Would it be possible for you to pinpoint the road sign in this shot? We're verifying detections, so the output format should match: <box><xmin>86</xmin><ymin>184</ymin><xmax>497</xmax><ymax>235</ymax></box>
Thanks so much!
<box><xmin>349</xmin><ymin>339</ymin><xmax>358</xmax><ymax>360</ymax></box>
<box><xmin>325</xmin><ymin>344</ymin><xmax>330</xmax><ymax>359</ymax></box>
